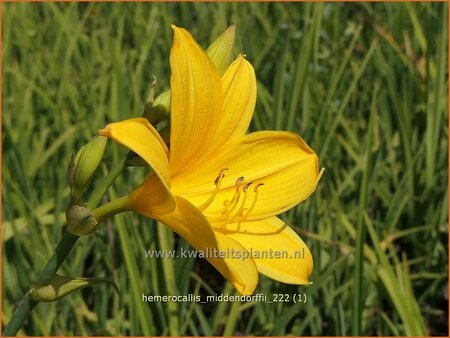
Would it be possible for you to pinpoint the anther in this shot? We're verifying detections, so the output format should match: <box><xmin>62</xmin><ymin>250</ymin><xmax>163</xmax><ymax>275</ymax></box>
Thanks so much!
<box><xmin>211</xmin><ymin>180</ymin><xmax>264</xmax><ymax>225</ymax></box>
<box><xmin>317</xmin><ymin>167</ymin><xmax>325</xmax><ymax>183</ymax></box>
<box><xmin>254</xmin><ymin>183</ymin><xmax>264</xmax><ymax>192</ymax></box>
<box><xmin>243</xmin><ymin>182</ymin><xmax>253</xmax><ymax>192</ymax></box>
<box><xmin>198</xmin><ymin>168</ymin><xmax>228</xmax><ymax>211</ymax></box>
<box><xmin>214</xmin><ymin>168</ymin><xmax>229</xmax><ymax>185</ymax></box>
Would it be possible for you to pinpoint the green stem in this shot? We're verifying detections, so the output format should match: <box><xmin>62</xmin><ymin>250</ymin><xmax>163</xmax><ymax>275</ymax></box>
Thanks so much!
<box><xmin>35</xmin><ymin>232</ymin><xmax>79</xmax><ymax>286</ymax></box>
<box><xmin>3</xmin><ymin>293</ymin><xmax>36</xmax><ymax>337</ymax></box>
<box><xmin>87</xmin><ymin>157</ymin><xmax>128</xmax><ymax>209</ymax></box>
<box><xmin>3</xmin><ymin>231</ymin><xmax>79</xmax><ymax>336</ymax></box>
<box><xmin>92</xmin><ymin>195</ymin><xmax>132</xmax><ymax>223</ymax></box>
<box><xmin>3</xmin><ymin>159</ymin><xmax>128</xmax><ymax>336</ymax></box>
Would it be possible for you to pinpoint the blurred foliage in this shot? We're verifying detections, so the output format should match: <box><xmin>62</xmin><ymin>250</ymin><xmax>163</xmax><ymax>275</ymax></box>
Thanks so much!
<box><xmin>2</xmin><ymin>2</ymin><xmax>448</xmax><ymax>336</ymax></box>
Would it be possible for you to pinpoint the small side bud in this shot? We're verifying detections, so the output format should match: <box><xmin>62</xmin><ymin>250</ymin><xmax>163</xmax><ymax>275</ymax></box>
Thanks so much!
<box><xmin>206</xmin><ymin>24</ymin><xmax>236</xmax><ymax>76</ymax></box>
<box><xmin>72</xmin><ymin>136</ymin><xmax>107</xmax><ymax>202</ymax></box>
<box><xmin>146</xmin><ymin>90</ymin><xmax>170</xmax><ymax>125</ymax></box>
<box><xmin>66</xmin><ymin>203</ymin><xmax>98</xmax><ymax>236</ymax></box>
<box><xmin>146</xmin><ymin>75</ymin><xmax>157</xmax><ymax>105</ymax></box>
<box><xmin>142</xmin><ymin>76</ymin><xmax>160</xmax><ymax>122</ymax></box>
<box><xmin>30</xmin><ymin>274</ymin><xmax>119</xmax><ymax>302</ymax></box>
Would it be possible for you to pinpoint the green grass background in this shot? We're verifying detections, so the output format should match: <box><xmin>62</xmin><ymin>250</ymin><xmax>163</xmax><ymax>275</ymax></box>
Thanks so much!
<box><xmin>2</xmin><ymin>2</ymin><xmax>448</xmax><ymax>336</ymax></box>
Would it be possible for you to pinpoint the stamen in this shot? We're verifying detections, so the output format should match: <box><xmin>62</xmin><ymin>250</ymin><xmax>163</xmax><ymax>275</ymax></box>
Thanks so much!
<box><xmin>212</xmin><ymin>181</ymin><xmax>252</xmax><ymax>225</ymax></box>
<box><xmin>198</xmin><ymin>168</ymin><xmax>228</xmax><ymax>211</ymax></box>
<box><xmin>221</xmin><ymin>185</ymin><xmax>244</xmax><ymax>216</ymax></box>
<box><xmin>220</xmin><ymin>176</ymin><xmax>244</xmax><ymax>212</ymax></box>
<box><xmin>209</xmin><ymin>178</ymin><xmax>247</xmax><ymax>222</ymax></box>
<box><xmin>317</xmin><ymin>167</ymin><xmax>325</xmax><ymax>183</ymax></box>
<box><xmin>242</xmin><ymin>182</ymin><xmax>253</xmax><ymax>192</ymax></box>
<box><xmin>201</xmin><ymin>173</ymin><xmax>264</xmax><ymax>228</ymax></box>
<box><xmin>237</xmin><ymin>183</ymin><xmax>264</xmax><ymax>222</ymax></box>
<box><xmin>228</xmin><ymin>182</ymin><xmax>252</xmax><ymax>216</ymax></box>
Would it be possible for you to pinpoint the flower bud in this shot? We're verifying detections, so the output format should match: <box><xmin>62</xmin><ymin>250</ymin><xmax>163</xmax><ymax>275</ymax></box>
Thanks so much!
<box><xmin>206</xmin><ymin>24</ymin><xmax>236</xmax><ymax>76</ymax></box>
<box><xmin>72</xmin><ymin>136</ymin><xmax>107</xmax><ymax>202</ymax></box>
<box><xmin>66</xmin><ymin>202</ymin><xmax>98</xmax><ymax>236</ymax></box>
<box><xmin>148</xmin><ymin>89</ymin><xmax>171</xmax><ymax>124</ymax></box>
<box><xmin>30</xmin><ymin>274</ymin><xmax>118</xmax><ymax>302</ymax></box>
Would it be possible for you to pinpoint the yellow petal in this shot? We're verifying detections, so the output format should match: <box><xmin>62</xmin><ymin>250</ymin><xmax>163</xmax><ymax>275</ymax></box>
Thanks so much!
<box><xmin>169</xmin><ymin>25</ymin><xmax>224</xmax><ymax>175</ymax></box>
<box><xmin>213</xmin><ymin>232</ymin><xmax>259</xmax><ymax>295</ymax></box>
<box><xmin>173</xmin><ymin>131</ymin><xmax>320</xmax><ymax>220</ymax></box>
<box><xmin>196</xmin><ymin>55</ymin><xmax>256</xmax><ymax>162</ymax></box>
<box><xmin>147</xmin><ymin>196</ymin><xmax>258</xmax><ymax>295</ymax></box>
<box><xmin>214</xmin><ymin>217</ymin><xmax>313</xmax><ymax>284</ymax></box>
<box><xmin>220</xmin><ymin>55</ymin><xmax>256</xmax><ymax>143</ymax></box>
<box><xmin>131</xmin><ymin>174</ymin><xmax>176</xmax><ymax>216</ymax></box>
<box><xmin>150</xmin><ymin>25</ymin><xmax>235</xmax><ymax>120</ymax></box>
<box><xmin>98</xmin><ymin>118</ymin><xmax>171</xmax><ymax>191</ymax></box>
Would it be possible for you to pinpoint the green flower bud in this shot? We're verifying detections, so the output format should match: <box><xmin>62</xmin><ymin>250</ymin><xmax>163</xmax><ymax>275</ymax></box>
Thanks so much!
<box><xmin>153</xmin><ymin>88</ymin><xmax>171</xmax><ymax>109</ymax></box>
<box><xmin>146</xmin><ymin>75</ymin><xmax>157</xmax><ymax>105</ymax></box>
<box><xmin>147</xmin><ymin>89</ymin><xmax>171</xmax><ymax>124</ymax></box>
<box><xmin>66</xmin><ymin>203</ymin><xmax>98</xmax><ymax>236</ymax></box>
<box><xmin>206</xmin><ymin>24</ymin><xmax>236</xmax><ymax>76</ymax></box>
<box><xmin>30</xmin><ymin>274</ymin><xmax>118</xmax><ymax>302</ymax></box>
<box><xmin>72</xmin><ymin>136</ymin><xmax>107</xmax><ymax>202</ymax></box>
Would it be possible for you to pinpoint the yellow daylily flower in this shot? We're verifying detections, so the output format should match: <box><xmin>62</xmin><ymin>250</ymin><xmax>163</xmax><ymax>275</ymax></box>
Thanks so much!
<box><xmin>99</xmin><ymin>25</ymin><xmax>322</xmax><ymax>295</ymax></box>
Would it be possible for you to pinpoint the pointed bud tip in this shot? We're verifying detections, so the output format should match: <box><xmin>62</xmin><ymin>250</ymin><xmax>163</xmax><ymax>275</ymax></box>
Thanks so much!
<box><xmin>98</xmin><ymin>126</ymin><xmax>110</xmax><ymax>137</ymax></box>
<box><xmin>171</xmin><ymin>24</ymin><xmax>183</xmax><ymax>34</ymax></box>
<box><xmin>30</xmin><ymin>274</ymin><xmax>119</xmax><ymax>302</ymax></box>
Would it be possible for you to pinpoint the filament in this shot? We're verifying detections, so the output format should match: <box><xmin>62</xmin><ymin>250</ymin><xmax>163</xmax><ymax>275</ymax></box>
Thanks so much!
<box><xmin>198</xmin><ymin>168</ymin><xmax>228</xmax><ymax>211</ymax></box>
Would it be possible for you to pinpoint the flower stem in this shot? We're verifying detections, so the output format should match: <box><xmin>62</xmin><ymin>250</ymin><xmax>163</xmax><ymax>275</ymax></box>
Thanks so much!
<box><xmin>92</xmin><ymin>195</ymin><xmax>132</xmax><ymax>223</ymax></box>
<box><xmin>3</xmin><ymin>231</ymin><xmax>79</xmax><ymax>336</ymax></box>
<box><xmin>3</xmin><ymin>159</ymin><xmax>128</xmax><ymax>336</ymax></box>
<box><xmin>3</xmin><ymin>293</ymin><xmax>36</xmax><ymax>336</ymax></box>
<box><xmin>87</xmin><ymin>157</ymin><xmax>128</xmax><ymax>209</ymax></box>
